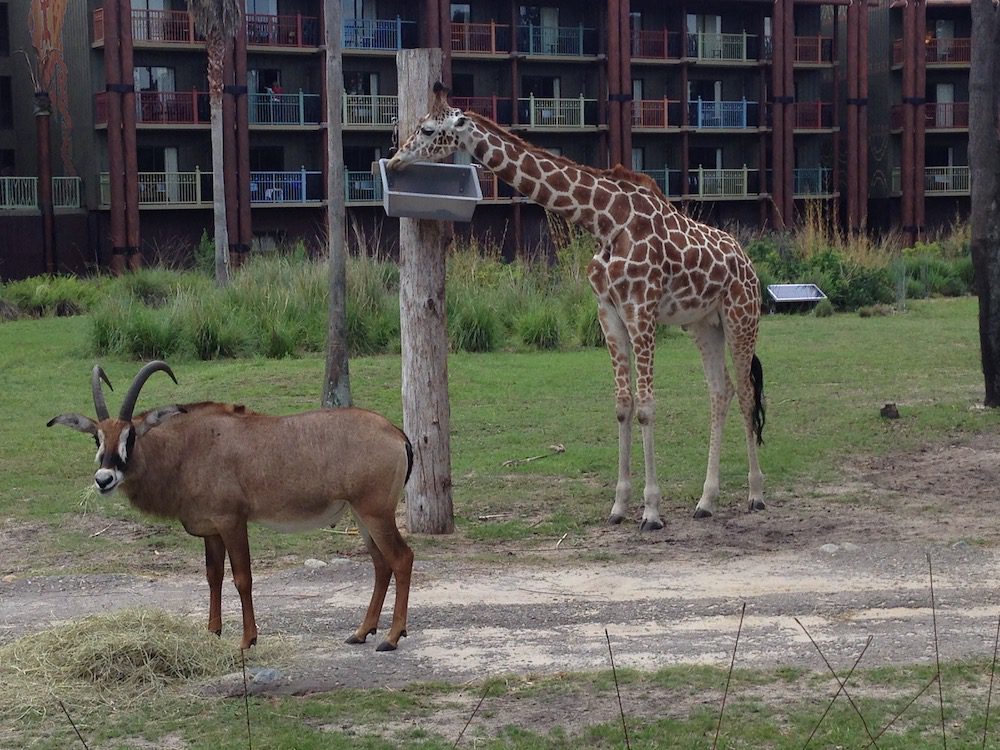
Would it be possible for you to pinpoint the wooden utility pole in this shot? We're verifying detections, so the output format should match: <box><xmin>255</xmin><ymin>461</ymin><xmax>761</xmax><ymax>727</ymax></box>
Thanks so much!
<box><xmin>323</xmin><ymin>0</ymin><xmax>352</xmax><ymax>408</ymax></box>
<box><xmin>396</xmin><ymin>48</ymin><xmax>455</xmax><ymax>534</ymax></box>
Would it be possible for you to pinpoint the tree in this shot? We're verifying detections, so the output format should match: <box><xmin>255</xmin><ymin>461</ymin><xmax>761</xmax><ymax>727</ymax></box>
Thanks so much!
<box><xmin>187</xmin><ymin>0</ymin><xmax>242</xmax><ymax>287</ymax></box>
<box><xmin>322</xmin><ymin>0</ymin><xmax>352</xmax><ymax>407</ymax></box>
<box><xmin>970</xmin><ymin>0</ymin><xmax>1000</xmax><ymax>405</ymax></box>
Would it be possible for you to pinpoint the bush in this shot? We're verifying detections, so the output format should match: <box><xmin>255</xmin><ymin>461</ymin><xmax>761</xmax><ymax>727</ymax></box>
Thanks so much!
<box><xmin>120</xmin><ymin>304</ymin><xmax>184</xmax><ymax>360</ymax></box>
<box><xmin>1</xmin><ymin>275</ymin><xmax>98</xmax><ymax>317</ymax></box>
<box><xmin>450</xmin><ymin>298</ymin><xmax>502</xmax><ymax>353</ymax></box>
<box><xmin>517</xmin><ymin>304</ymin><xmax>562</xmax><ymax>349</ymax></box>
<box><xmin>576</xmin><ymin>302</ymin><xmax>605</xmax><ymax>347</ymax></box>
<box><xmin>813</xmin><ymin>298</ymin><xmax>834</xmax><ymax>318</ymax></box>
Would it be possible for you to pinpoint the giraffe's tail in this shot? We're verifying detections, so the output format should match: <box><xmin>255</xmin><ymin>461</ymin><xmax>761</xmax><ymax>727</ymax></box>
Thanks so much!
<box><xmin>750</xmin><ymin>354</ymin><xmax>765</xmax><ymax>446</ymax></box>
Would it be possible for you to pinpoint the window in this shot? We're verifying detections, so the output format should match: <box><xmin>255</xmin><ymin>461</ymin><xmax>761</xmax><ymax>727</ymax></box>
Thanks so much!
<box><xmin>0</xmin><ymin>76</ymin><xmax>11</xmax><ymax>129</ymax></box>
<box><xmin>451</xmin><ymin>73</ymin><xmax>474</xmax><ymax>97</ymax></box>
<box><xmin>246</xmin><ymin>0</ymin><xmax>277</xmax><ymax>14</ymax></box>
<box><xmin>451</xmin><ymin>4</ymin><xmax>471</xmax><ymax>23</ymax></box>
<box><xmin>0</xmin><ymin>4</ymin><xmax>9</xmax><ymax>58</ymax></box>
<box><xmin>344</xmin><ymin>71</ymin><xmax>378</xmax><ymax>95</ymax></box>
<box><xmin>343</xmin><ymin>0</ymin><xmax>375</xmax><ymax>20</ymax></box>
<box><xmin>631</xmin><ymin>148</ymin><xmax>644</xmax><ymax>172</ymax></box>
<box><xmin>250</xmin><ymin>147</ymin><xmax>283</xmax><ymax>172</ymax></box>
<box><xmin>134</xmin><ymin>66</ymin><xmax>175</xmax><ymax>92</ymax></box>
<box><xmin>0</xmin><ymin>148</ymin><xmax>13</xmax><ymax>175</ymax></box>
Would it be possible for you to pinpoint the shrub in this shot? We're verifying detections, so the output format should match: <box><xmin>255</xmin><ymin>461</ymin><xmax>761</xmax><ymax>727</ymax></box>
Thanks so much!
<box><xmin>1</xmin><ymin>275</ymin><xmax>97</xmax><ymax>317</ymax></box>
<box><xmin>121</xmin><ymin>304</ymin><xmax>184</xmax><ymax>360</ymax></box>
<box><xmin>175</xmin><ymin>293</ymin><xmax>251</xmax><ymax>360</ymax></box>
<box><xmin>517</xmin><ymin>304</ymin><xmax>562</xmax><ymax>349</ymax></box>
<box><xmin>450</xmin><ymin>298</ymin><xmax>502</xmax><ymax>353</ymax></box>
<box><xmin>576</xmin><ymin>301</ymin><xmax>605</xmax><ymax>347</ymax></box>
<box><xmin>193</xmin><ymin>230</ymin><xmax>215</xmax><ymax>275</ymax></box>
<box><xmin>813</xmin><ymin>298</ymin><xmax>834</xmax><ymax>318</ymax></box>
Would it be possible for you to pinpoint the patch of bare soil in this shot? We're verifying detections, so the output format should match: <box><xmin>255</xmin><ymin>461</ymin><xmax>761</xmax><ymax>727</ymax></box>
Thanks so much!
<box><xmin>3</xmin><ymin>433</ymin><xmax>1000</xmax><ymax>743</ymax></box>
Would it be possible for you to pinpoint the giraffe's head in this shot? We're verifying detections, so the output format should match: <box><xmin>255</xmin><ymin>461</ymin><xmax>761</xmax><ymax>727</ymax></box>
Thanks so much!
<box><xmin>386</xmin><ymin>83</ymin><xmax>471</xmax><ymax>171</ymax></box>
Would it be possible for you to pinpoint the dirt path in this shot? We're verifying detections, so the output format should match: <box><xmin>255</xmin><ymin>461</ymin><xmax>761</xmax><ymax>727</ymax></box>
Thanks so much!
<box><xmin>2</xmin><ymin>433</ymin><xmax>1000</xmax><ymax>694</ymax></box>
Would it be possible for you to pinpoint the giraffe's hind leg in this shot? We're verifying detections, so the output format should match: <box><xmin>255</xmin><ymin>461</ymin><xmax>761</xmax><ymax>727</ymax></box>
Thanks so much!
<box><xmin>596</xmin><ymin>301</ymin><xmax>635</xmax><ymax>525</ymax></box>
<box><xmin>689</xmin><ymin>319</ymin><xmax>734</xmax><ymax>519</ymax></box>
<box><xmin>725</xmin><ymin>317</ymin><xmax>766</xmax><ymax>513</ymax></box>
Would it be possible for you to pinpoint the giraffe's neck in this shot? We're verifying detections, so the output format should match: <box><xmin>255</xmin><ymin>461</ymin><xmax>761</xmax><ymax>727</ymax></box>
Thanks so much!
<box><xmin>461</xmin><ymin>114</ymin><xmax>609</xmax><ymax>239</ymax></box>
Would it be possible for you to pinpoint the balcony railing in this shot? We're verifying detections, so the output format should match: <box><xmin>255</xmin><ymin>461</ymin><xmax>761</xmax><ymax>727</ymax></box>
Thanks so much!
<box><xmin>687</xmin><ymin>167</ymin><xmax>760</xmax><ymax>198</ymax></box>
<box><xmin>342</xmin><ymin>94</ymin><xmax>398</xmax><ymax>128</ymax></box>
<box><xmin>100</xmin><ymin>169</ymin><xmax>322</xmax><ymax>206</ymax></box>
<box><xmin>892</xmin><ymin>37</ymin><xmax>972</xmax><ymax>65</ymax></box>
<box><xmin>688</xmin><ymin>99</ymin><xmax>760</xmax><ymax>129</ymax></box>
<box><xmin>638</xmin><ymin>169</ymin><xmax>682</xmax><ymax>197</ymax></box>
<box><xmin>250</xmin><ymin>92</ymin><xmax>322</xmax><ymax>125</ymax></box>
<box><xmin>630</xmin><ymin>29</ymin><xmax>683</xmax><ymax>60</ymax></box>
<box><xmin>450</xmin><ymin>22</ymin><xmax>511</xmax><ymax>54</ymax></box>
<box><xmin>450</xmin><ymin>96</ymin><xmax>513</xmax><ymax>124</ymax></box>
<box><xmin>793</xmin><ymin>102</ymin><xmax>834</xmax><ymax>129</ymax></box>
<box><xmin>517</xmin><ymin>24</ymin><xmax>598</xmax><ymax>56</ymax></box>
<box><xmin>342</xmin><ymin>17</ymin><xmax>417</xmax><ymax>51</ymax></box>
<box><xmin>687</xmin><ymin>32</ymin><xmax>759</xmax><ymax>62</ymax></box>
<box><xmin>246</xmin><ymin>13</ymin><xmax>320</xmax><ymax>47</ymax></box>
<box><xmin>890</xmin><ymin>102</ymin><xmax>971</xmax><ymax>130</ymax></box>
<box><xmin>0</xmin><ymin>177</ymin><xmax>82</xmax><ymax>210</ymax></box>
<box><xmin>632</xmin><ymin>99</ymin><xmax>682</xmax><ymax>129</ymax></box>
<box><xmin>518</xmin><ymin>95</ymin><xmax>596</xmax><ymax>128</ymax></box>
<box><xmin>793</xmin><ymin>167</ymin><xmax>833</xmax><ymax>196</ymax></box>
<box><xmin>95</xmin><ymin>91</ymin><xmax>209</xmax><ymax>126</ymax></box>
<box><xmin>793</xmin><ymin>35</ymin><xmax>834</xmax><ymax>63</ymax></box>
<box><xmin>891</xmin><ymin>166</ymin><xmax>971</xmax><ymax>194</ymax></box>
<box><xmin>129</xmin><ymin>9</ymin><xmax>200</xmax><ymax>43</ymax></box>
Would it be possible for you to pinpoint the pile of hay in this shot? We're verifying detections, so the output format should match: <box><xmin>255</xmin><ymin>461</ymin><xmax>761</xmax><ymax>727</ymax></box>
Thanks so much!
<box><xmin>1</xmin><ymin>607</ymin><xmax>276</xmax><ymax>721</ymax></box>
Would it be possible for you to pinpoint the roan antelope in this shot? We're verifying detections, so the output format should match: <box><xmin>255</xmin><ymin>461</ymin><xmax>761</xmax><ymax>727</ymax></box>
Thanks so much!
<box><xmin>48</xmin><ymin>361</ymin><xmax>415</xmax><ymax>652</ymax></box>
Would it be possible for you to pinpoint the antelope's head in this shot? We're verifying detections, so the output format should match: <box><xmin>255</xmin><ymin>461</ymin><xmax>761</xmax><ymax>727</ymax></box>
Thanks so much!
<box><xmin>48</xmin><ymin>361</ymin><xmax>184</xmax><ymax>495</ymax></box>
<box><xmin>385</xmin><ymin>82</ymin><xmax>471</xmax><ymax>171</ymax></box>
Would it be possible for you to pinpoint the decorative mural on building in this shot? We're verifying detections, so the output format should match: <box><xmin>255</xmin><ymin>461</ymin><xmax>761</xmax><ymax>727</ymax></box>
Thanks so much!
<box><xmin>28</xmin><ymin>0</ymin><xmax>77</xmax><ymax>177</ymax></box>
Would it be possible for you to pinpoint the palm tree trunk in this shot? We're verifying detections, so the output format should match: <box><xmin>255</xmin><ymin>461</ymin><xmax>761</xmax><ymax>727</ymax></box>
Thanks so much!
<box><xmin>207</xmin><ymin>33</ymin><xmax>230</xmax><ymax>286</ymax></box>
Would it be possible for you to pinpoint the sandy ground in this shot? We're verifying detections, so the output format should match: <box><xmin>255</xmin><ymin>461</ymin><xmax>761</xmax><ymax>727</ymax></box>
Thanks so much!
<box><xmin>3</xmin><ymin>432</ymin><xmax>1000</xmax><ymax>700</ymax></box>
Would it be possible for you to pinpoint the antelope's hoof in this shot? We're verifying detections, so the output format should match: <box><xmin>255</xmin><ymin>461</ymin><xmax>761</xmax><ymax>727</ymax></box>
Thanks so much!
<box><xmin>638</xmin><ymin>518</ymin><xmax>664</xmax><ymax>532</ymax></box>
<box><xmin>240</xmin><ymin>636</ymin><xmax>257</xmax><ymax>650</ymax></box>
<box><xmin>346</xmin><ymin>627</ymin><xmax>377</xmax><ymax>645</ymax></box>
<box><xmin>608</xmin><ymin>514</ymin><xmax>625</xmax><ymax>526</ymax></box>
<box><xmin>211</xmin><ymin>628</ymin><xmax>222</xmax><ymax>638</ymax></box>
<box><xmin>376</xmin><ymin>630</ymin><xmax>406</xmax><ymax>652</ymax></box>
<box><xmin>693</xmin><ymin>508</ymin><xmax>713</xmax><ymax>519</ymax></box>
<box><xmin>749</xmin><ymin>499</ymin><xmax>766</xmax><ymax>512</ymax></box>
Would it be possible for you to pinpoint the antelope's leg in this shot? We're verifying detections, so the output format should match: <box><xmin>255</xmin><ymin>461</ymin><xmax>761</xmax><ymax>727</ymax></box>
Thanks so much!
<box><xmin>219</xmin><ymin>522</ymin><xmax>258</xmax><ymax>649</ymax></box>
<box><xmin>204</xmin><ymin>534</ymin><xmax>226</xmax><ymax>636</ymax></box>
<box><xmin>361</xmin><ymin>514</ymin><xmax>414</xmax><ymax>652</ymax></box>
<box><xmin>345</xmin><ymin>524</ymin><xmax>392</xmax><ymax>645</ymax></box>
<box><xmin>597</xmin><ymin>302</ymin><xmax>635</xmax><ymax>525</ymax></box>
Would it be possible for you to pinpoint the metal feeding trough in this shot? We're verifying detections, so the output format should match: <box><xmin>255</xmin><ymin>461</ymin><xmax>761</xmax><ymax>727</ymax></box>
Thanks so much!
<box><xmin>766</xmin><ymin>283</ymin><xmax>828</xmax><ymax>312</ymax></box>
<box><xmin>376</xmin><ymin>158</ymin><xmax>483</xmax><ymax>222</ymax></box>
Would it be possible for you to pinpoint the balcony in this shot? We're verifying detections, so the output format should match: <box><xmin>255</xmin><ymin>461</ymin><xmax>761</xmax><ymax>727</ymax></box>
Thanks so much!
<box><xmin>638</xmin><ymin>169</ymin><xmax>682</xmax><ymax>197</ymax></box>
<box><xmin>99</xmin><ymin>169</ymin><xmax>323</xmax><ymax>207</ymax></box>
<box><xmin>249</xmin><ymin>92</ymin><xmax>322</xmax><ymax>125</ymax></box>
<box><xmin>687</xmin><ymin>167</ymin><xmax>761</xmax><ymax>198</ymax></box>
<box><xmin>687</xmin><ymin>32</ymin><xmax>760</xmax><ymax>62</ymax></box>
<box><xmin>95</xmin><ymin>91</ymin><xmax>209</xmax><ymax>126</ymax></box>
<box><xmin>342</xmin><ymin>94</ymin><xmax>398</xmax><ymax>128</ymax></box>
<box><xmin>0</xmin><ymin>177</ymin><xmax>82</xmax><ymax>210</ymax></box>
<box><xmin>450</xmin><ymin>22</ymin><xmax>511</xmax><ymax>54</ymax></box>
<box><xmin>688</xmin><ymin>99</ymin><xmax>760</xmax><ymax>129</ymax></box>
<box><xmin>630</xmin><ymin>29</ymin><xmax>683</xmax><ymax>61</ymax></box>
<box><xmin>632</xmin><ymin>99</ymin><xmax>682</xmax><ymax>129</ymax></box>
<box><xmin>450</xmin><ymin>96</ymin><xmax>513</xmax><ymax>125</ymax></box>
<box><xmin>793</xmin><ymin>167</ymin><xmax>834</xmax><ymax>197</ymax></box>
<box><xmin>245</xmin><ymin>13</ymin><xmax>320</xmax><ymax>47</ymax></box>
<box><xmin>892</xmin><ymin>37</ymin><xmax>972</xmax><ymax>66</ymax></box>
<box><xmin>793</xmin><ymin>35</ymin><xmax>834</xmax><ymax>64</ymax></box>
<box><xmin>517</xmin><ymin>96</ymin><xmax>598</xmax><ymax>128</ymax></box>
<box><xmin>516</xmin><ymin>24</ymin><xmax>598</xmax><ymax>57</ymax></box>
<box><xmin>793</xmin><ymin>102</ymin><xmax>834</xmax><ymax>130</ymax></box>
<box><xmin>93</xmin><ymin>8</ymin><xmax>319</xmax><ymax>48</ymax></box>
<box><xmin>890</xmin><ymin>166</ymin><xmax>971</xmax><ymax>195</ymax></box>
<box><xmin>890</xmin><ymin>102</ymin><xmax>970</xmax><ymax>130</ymax></box>
<box><xmin>342</xmin><ymin>17</ymin><xmax>417</xmax><ymax>52</ymax></box>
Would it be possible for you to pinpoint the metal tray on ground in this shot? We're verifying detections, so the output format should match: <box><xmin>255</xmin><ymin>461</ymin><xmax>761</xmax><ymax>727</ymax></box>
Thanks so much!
<box><xmin>376</xmin><ymin>158</ymin><xmax>483</xmax><ymax>222</ymax></box>
<box><xmin>765</xmin><ymin>283</ymin><xmax>828</xmax><ymax>313</ymax></box>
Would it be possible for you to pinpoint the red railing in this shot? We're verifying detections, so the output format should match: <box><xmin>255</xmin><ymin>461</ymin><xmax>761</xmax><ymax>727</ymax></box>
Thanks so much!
<box><xmin>793</xmin><ymin>35</ymin><xmax>833</xmax><ymax>63</ymax></box>
<box><xmin>629</xmin><ymin>29</ymin><xmax>682</xmax><ymax>60</ymax></box>
<box><xmin>632</xmin><ymin>99</ymin><xmax>679</xmax><ymax>129</ymax></box>
<box><xmin>793</xmin><ymin>101</ymin><xmax>833</xmax><ymax>129</ymax></box>
<box><xmin>246</xmin><ymin>13</ymin><xmax>320</xmax><ymax>47</ymax></box>
<box><xmin>450</xmin><ymin>96</ymin><xmax>512</xmax><ymax>124</ymax></box>
<box><xmin>93</xmin><ymin>8</ymin><xmax>104</xmax><ymax>43</ymax></box>
<box><xmin>132</xmin><ymin>9</ymin><xmax>199</xmax><ymax>43</ymax></box>
<box><xmin>893</xmin><ymin>37</ymin><xmax>972</xmax><ymax>65</ymax></box>
<box><xmin>95</xmin><ymin>91</ymin><xmax>210</xmax><ymax>126</ymax></box>
<box><xmin>478</xmin><ymin>171</ymin><xmax>497</xmax><ymax>199</ymax></box>
<box><xmin>450</xmin><ymin>22</ymin><xmax>510</xmax><ymax>54</ymax></box>
<box><xmin>890</xmin><ymin>101</ymin><xmax>970</xmax><ymax>130</ymax></box>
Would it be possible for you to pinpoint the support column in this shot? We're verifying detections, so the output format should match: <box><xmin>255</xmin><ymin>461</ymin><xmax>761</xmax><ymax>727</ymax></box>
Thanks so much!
<box><xmin>607</xmin><ymin>0</ymin><xmax>622</xmax><ymax>166</ymax></box>
<box><xmin>901</xmin><ymin>0</ymin><xmax>916</xmax><ymax>241</ymax></box>
<box><xmin>782</xmin><ymin>0</ymin><xmax>795</xmax><ymax>224</ymax></box>
<box><xmin>396</xmin><ymin>50</ymin><xmax>454</xmax><ymax>535</ymax></box>
<box><xmin>119</xmin><ymin>0</ymin><xmax>141</xmax><ymax>270</ymax></box>
<box><xmin>619</xmin><ymin>0</ymin><xmax>632</xmax><ymax>168</ymax></box>
<box><xmin>913</xmin><ymin>0</ymin><xmax>926</xmax><ymax>240</ymax></box>
<box><xmin>857</xmin><ymin>0</ymin><xmax>869</xmax><ymax>228</ymax></box>
<box><xmin>104</xmin><ymin>0</ymin><xmax>127</xmax><ymax>274</ymax></box>
<box><xmin>35</xmin><ymin>92</ymin><xmax>55</xmax><ymax>274</ymax></box>
<box><xmin>235</xmin><ymin>19</ymin><xmax>252</xmax><ymax>265</ymax></box>
<box><xmin>846</xmin><ymin>0</ymin><xmax>859</xmax><ymax>229</ymax></box>
<box><xmin>771</xmin><ymin>0</ymin><xmax>785</xmax><ymax>227</ymax></box>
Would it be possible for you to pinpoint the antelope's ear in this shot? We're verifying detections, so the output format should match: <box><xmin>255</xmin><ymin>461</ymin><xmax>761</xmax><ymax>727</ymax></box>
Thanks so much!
<box><xmin>136</xmin><ymin>404</ymin><xmax>187</xmax><ymax>436</ymax></box>
<box><xmin>47</xmin><ymin>414</ymin><xmax>98</xmax><ymax>435</ymax></box>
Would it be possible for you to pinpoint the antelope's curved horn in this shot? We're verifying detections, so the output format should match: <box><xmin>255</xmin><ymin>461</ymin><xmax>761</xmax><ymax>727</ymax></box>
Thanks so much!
<box><xmin>119</xmin><ymin>361</ymin><xmax>178</xmax><ymax>422</ymax></box>
<box><xmin>91</xmin><ymin>366</ymin><xmax>113</xmax><ymax>421</ymax></box>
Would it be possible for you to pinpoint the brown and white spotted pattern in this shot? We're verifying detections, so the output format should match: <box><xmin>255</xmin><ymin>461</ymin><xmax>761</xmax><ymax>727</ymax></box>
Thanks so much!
<box><xmin>388</xmin><ymin>85</ymin><xmax>766</xmax><ymax>529</ymax></box>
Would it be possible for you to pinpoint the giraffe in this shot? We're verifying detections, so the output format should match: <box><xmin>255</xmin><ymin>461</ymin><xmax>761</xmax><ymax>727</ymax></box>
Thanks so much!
<box><xmin>387</xmin><ymin>84</ymin><xmax>766</xmax><ymax>530</ymax></box>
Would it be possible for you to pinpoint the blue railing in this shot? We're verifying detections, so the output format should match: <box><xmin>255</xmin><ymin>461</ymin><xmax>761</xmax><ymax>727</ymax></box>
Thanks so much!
<box><xmin>342</xmin><ymin>17</ymin><xmax>416</xmax><ymax>51</ymax></box>
<box><xmin>793</xmin><ymin>168</ymin><xmax>833</xmax><ymax>196</ymax></box>
<box><xmin>250</xmin><ymin>169</ymin><xmax>322</xmax><ymax>203</ymax></box>
<box><xmin>517</xmin><ymin>24</ymin><xmax>597</xmax><ymax>56</ymax></box>
<box><xmin>639</xmin><ymin>169</ymin><xmax>682</xmax><ymax>197</ymax></box>
<box><xmin>345</xmin><ymin>170</ymin><xmax>382</xmax><ymax>203</ymax></box>
<box><xmin>688</xmin><ymin>98</ymin><xmax>759</xmax><ymax>128</ymax></box>
<box><xmin>248</xmin><ymin>92</ymin><xmax>322</xmax><ymax>125</ymax></box>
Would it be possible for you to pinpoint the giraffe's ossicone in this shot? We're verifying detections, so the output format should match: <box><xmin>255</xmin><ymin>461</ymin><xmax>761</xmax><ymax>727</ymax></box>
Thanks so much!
<box><xmin>389</xmin><ymin>83</ymin><xmax>766</xmax><ymax>529</ymax></box>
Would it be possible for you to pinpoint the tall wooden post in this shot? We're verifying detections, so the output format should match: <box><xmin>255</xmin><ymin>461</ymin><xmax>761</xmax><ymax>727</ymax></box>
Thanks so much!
<box><xmin>119</xmin><ymin>0</ymin><xmax>141</xmax><ymax>270</ymax></box>
<box><xmin>35</xmin><ymin>91</ymin><xmax>55</xmax><ymax>273</ymax></box>
<box><xmin>396</xmin><ymin>49</ymin><xmax>455</xmax><ymax>535</ymax></box>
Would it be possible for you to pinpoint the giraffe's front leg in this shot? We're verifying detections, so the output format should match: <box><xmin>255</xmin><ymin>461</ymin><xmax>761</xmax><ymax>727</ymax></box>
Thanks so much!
<box><xmin>597</xmin><ymin>303</ymin><xmax>634</xmax><ymax>525</ymax></box>
<box><xmin>631</xmin><ymin>320</ymin><xmax>664</xmax><ymax>532</ymax></box>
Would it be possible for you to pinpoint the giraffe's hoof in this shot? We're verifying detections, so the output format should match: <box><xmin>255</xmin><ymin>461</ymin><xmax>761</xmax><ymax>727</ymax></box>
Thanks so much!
<box><xmin>608</xmin><ymin>514</ymin><xmax>625</xmax><ymax>526</ymax></box>
<box><xmin>748</xmin><ymin>499</ymin><xmax>766</xmax><ymax>512</ymax></box>
<box><xmin>638</xmin><ymin>518</ymin><xmax>664</xmax><ymax>532</ymax></box>
<box><xmin>693</xmin><ymin>508</ymin><xmax>713</xmax><ymax>519</ymax></box>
